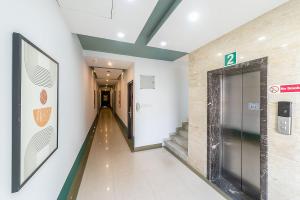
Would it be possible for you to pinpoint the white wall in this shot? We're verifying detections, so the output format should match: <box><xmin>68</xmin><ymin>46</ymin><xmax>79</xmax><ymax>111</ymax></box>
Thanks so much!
<box><xmin>84</xmin><ymin>51</ymin><xmax>187</xmax><ymax>148</ymax></box>
<box><xmin>174</xmin><ymin>55</ymin><xmax>189</xmax><ymax>123</ymax></box>
<box><xmin>0</xmin><ymin>0</ymin><xmax>98</xmax><ymax>199</ymax></box>
<box><xmin>134</xmin><ymin>58</ymin><xmax>181</xmax><ymax>147</ymax></box>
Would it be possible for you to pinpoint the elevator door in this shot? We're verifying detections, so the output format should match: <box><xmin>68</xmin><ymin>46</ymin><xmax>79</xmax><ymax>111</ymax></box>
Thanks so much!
<box><xmin>222</xmin><ymin>72</ymin><xmax>242</xmax><ymax>188</ymax></box>
<box><xmin>242</xmin><ymin>71</ymin><xmax>260</xmax><ymax>199</ymax></box>
<box><xmin>222</xmin><ymin>70</ymin><xmax>260</xmax><ymax>199</ymax></box>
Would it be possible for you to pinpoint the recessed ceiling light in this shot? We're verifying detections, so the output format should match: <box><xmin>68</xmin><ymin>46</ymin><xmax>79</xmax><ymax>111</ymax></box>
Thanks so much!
<box><xmin>240</xmin><ymin>56</ymin><xmax>245</xmax><ymax>60</ymax></box>
<box><xmin>117</xmin><ymin>32</ymin><xmax>125</xmax><ymax>38</ymax></box>
<box><xmin>106</xmin><ymin>80</ymin><xmax>109</xmax><ymax>82</ymax></box>
<box><xmin>217</xmin><ymin>53</ymin><xmax>223</xmax><ymax>56</ymax></box>
<box><xmin>160</xmin><ymin>41</ymin><xmax>167</xmax><ymax>47</ymax></box>
<box><xmin>108</xmin><ymin>62</ymin><xmax>112</xmax><ymax>66</ymax></box>
<box><xmin>258</xmin><ymin>36</ymin><xmax>266</xmax><ymax>41</ymax></box>
<box><xmin>281</xmin><ymin>43</ymin><xmax>288</xmax><ymax>48</ymax></box>
<box><xmin>188</xmin><ymin>12</ymin><xmax>199</xmax><ymax>22</ymax></box>
<box><xmin>107</xmin><ymin>73</ymin><xmax>110</xmax><ymax>76</ymax></box>
<box><xmin>127</xmin><ymin>0</ymin><xmax>135</xmax><ymax>2</ymax></box>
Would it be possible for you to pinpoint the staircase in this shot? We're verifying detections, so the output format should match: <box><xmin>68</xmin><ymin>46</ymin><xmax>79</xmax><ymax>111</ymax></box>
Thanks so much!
<box><xmin>164</xmin><ymin>122</ymin><xmax>188</xmax><ymax>161</ymax></box>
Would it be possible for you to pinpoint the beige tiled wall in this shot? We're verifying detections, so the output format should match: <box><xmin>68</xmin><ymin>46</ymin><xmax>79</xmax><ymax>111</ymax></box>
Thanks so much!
<box><xmin>188</xmin><ymin>1</ymin><xmax>300</xmax><ymax>199</ymax></box>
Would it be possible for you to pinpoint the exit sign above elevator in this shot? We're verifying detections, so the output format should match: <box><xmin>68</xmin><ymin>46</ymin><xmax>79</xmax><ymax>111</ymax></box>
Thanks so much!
<box><xmin>224</xmin><ymin>52</ymin><xmax>237</xmax><ymax>67</ymax></box>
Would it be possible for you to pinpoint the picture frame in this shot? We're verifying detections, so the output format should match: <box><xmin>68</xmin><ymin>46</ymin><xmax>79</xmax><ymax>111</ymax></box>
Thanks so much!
<box><xmin>94</xmin><ymin>90</ymin><xmax>96</xmax><ymax>109</ymax></box>
<box><xmin>118</xmin><ymin>90</ymin><xmax>121</xmax><ymax>108</ymax></box>
<box><xmin>12</xmin><ymin>33</ymin><xmax>59</xmax><ymax>193</ymax></box>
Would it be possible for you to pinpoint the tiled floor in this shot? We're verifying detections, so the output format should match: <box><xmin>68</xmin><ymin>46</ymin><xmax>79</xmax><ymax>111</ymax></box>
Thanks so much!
<box><xmin>77</xmin><ymin>109</ymin><xmax>225</xmax><ymax>200</ymax></box>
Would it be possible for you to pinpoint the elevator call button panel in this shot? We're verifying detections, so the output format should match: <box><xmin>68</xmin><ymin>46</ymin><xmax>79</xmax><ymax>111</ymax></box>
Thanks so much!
<box><xmin>277</xmin><ymin>101</ymin><xmax>292</xmax><ymax>135</ymax></box>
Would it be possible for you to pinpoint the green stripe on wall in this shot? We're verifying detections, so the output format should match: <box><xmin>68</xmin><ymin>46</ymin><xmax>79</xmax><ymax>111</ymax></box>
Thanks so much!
<box><xmin>57</xmin><ymin>115</ymin><xmax>99</xmax><ymax>200</ymax></box>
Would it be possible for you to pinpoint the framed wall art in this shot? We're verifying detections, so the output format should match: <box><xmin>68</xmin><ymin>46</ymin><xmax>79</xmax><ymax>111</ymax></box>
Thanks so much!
<box><xmin>94</xmin><ymin>90</ymin><xmax>96</xmax><ymax>109</ymax></box>
<box><xmin>118</xmin><ymin>90</ymin><xmax>121</xmax><ymax>108</ymax></box>
<box><xmin>12</xmin><ymin>33</ymin><xmax>59</xmax><ymax>192</ymax></box>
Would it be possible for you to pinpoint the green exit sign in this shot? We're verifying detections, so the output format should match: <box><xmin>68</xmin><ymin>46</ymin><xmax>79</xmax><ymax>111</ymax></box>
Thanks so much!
<box><xmin>225</xmin><ymin>52</ymin><xmax>237</xmax><ymax>67</ymax></box>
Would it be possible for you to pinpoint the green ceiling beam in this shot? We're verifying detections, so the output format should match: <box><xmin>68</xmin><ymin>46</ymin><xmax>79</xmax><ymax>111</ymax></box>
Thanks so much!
<box><xmin>78</xmin><ymin>34</ymin><xmax>186</xmax><ymax>61</ymax></box>
<box><xmin>135</xmin><ymin>0</ymin><xmax>182</xmax><ymax>45</ymax></box>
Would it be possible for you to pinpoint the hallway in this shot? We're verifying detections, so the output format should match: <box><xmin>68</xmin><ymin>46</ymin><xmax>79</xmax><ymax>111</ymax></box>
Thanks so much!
<box><xmin>77</xmin><ymin>109</ymin><xmax>225</xmax><ymax>200</ymax></box>
<box><xmin>3</xmin><ymin>1</ymin><xmax>300</xmax><ymax>199</ymax></box>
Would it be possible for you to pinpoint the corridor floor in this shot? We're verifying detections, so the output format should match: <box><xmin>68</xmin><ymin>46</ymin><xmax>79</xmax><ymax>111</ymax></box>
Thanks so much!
<box><xmin>77</xmin><ymin>109</ymin><xmax>225</xmax><ymax>200</ymax></box>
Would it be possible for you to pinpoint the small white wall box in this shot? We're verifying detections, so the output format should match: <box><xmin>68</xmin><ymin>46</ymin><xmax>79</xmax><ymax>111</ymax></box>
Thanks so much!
<box><xmin>140</xmin><ymin>75</ymin><xmax>155</xmax><ymax>89</ymax></box>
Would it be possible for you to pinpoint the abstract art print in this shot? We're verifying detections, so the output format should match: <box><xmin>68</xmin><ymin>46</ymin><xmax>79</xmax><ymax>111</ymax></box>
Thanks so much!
<box><xmin>118</xmin><ymin>90</ymin><xmax>121</xmax><ymax>108</ymax></box>
<box><xmin>12</xmin><ymin>33</ymin><xmax>59</xmax><ymax>192</ymax></box>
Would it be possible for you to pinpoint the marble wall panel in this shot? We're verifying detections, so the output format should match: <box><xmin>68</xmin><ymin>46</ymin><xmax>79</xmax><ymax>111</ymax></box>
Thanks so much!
<box><xmin>188</xmin><ymin>1</ymin><xmax>300</xmax><ymax>199</ymax></box>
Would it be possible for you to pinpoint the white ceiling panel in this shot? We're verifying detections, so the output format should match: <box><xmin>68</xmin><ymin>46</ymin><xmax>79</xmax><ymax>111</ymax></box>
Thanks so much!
<box><xmin>94</xmin><ymin>68</ymin><xmax>123</xmax><ymax>80</ymax></box>
<box><xmin>148</xmin><ymin>0</ymin><xmax>289</xmax><ymax>52</ymax></box>
<box><xmin>95</xmin><ymin>68</ymin><xmax>123</xmax><ymax>86</ymax></box>
<box><xmin>58</xmin><ymin>0</ymin><xmax>113</xmax><ymax>19</ymax></box>
<box><xmin>86</xmin><ymin>56</ymin><xmax>132</xmax><ymax>86</ymax></box>
<box><xmin>97</xmin><ymin>79</ymin><xmax>119</xmax><ymax>86</ymax></box>
<box><xmin>58</xmin><ymin>0</ymin><xmax>158</xmax><ymax>43</ymax></box>
<box><xmin>85</xmin><ymin>56</ymin><xmax>133</xmax><ymax>69</ymax></box>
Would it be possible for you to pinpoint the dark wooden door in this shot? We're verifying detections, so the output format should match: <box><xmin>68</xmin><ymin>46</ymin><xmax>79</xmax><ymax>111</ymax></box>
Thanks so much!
<box><xmin>127</xmin><ymin>81</ymin><xmax>133</xmax><ymax>139</ymax></box>
<box><xmin>101</xmin><ymin>91</ymin><xmax>110</xmax><ymax>107</ymax></box>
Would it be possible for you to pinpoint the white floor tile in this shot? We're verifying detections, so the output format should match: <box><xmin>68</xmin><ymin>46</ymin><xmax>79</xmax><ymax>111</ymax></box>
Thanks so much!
<box><xmin>77</xmin><ymin>109</ymin><xmax>225</xmax><ymax>200</ymax></box>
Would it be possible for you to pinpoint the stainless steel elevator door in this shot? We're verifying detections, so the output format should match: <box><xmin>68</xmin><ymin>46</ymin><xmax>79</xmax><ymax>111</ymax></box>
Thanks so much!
<box><xmin>221</xmin><ymin>70</ymin><xmax>261</xmax><ymax>199</ymax></box>
<box><xmin>242</xmin><ymin>71</ymin><xmax>260</xmax><ymax>199</ymax></box>
<box><xmin>222</xmin><ymin>73</ymin><xmax>242</xmax><ymax>189</ymax></box>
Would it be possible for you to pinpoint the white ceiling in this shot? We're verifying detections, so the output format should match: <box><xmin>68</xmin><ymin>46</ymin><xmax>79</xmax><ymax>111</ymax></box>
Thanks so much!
<box><xmin>95</xmin><ymin>68</ymin><xmax>123</xmax><ymax>86</ymax></box>
<box><xmin>97</xmin><ymin>79</ymin><xmax>119</xmax><ymax>86</ymax></box>
<box><xmin>58</xmin><ymin>0</ymin><xmax>158</xmax><ymax>43</ymax></box>
<box><xmin>57</xmin><ymin>0</ymin><xmax>113</xmax><ymax>19</ymax></box>
<box><xmin>85</xmin><ymin>56</ymin><xmax>132</xmax><ymax>86</ymax></box>
<box><xmin>95</xmin><ymin>68</ymin><xmax>123</xmax><ymax>79</ymax></box>
<box><xmin>148</xmin><ymin>0</ymin><xmax>289</xmax><ymax>52</ymax></box>
<box><xmin>86</xmin><ymin>56</ymin><xmax>133</xmax><ymax>69</ymax></box>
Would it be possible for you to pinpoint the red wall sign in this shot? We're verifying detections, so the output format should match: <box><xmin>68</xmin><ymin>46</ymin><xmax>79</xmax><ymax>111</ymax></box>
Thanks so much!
<box><xmin>280</xmin><ymin>84</ymin><xmax>300</xmax><ymax>93</ymax></box>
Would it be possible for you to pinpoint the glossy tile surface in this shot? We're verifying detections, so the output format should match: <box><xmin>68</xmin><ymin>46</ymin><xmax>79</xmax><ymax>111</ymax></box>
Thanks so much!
<box><xmin>77</xmin><ymin>109</ymin><xmax>225</xmax><ymax>200</ymax></box>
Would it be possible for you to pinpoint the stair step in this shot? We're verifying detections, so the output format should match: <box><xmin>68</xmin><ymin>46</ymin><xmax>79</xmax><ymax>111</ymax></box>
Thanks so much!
<box><xmin>182</xmin><ymin>122</ymin><xmax>188</xmax><ymax>131</ymax></box>
<box><xmin>164</xmin><ymin>140</ymin><xmax>188</xmax><ymax>161</ymax></box>
<box><xmin>170</xmin><ymin>135</ymin><xmax>188</xmax><ymax>148</ymax></box>
<box><xmin>178</xmin><ymin>129</ymin><xmax>188</xmax><ymax>139</ymax></box>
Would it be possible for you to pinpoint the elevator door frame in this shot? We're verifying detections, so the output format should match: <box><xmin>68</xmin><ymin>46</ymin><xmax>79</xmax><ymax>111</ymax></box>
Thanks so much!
<box><xmin>207</xmin><ymin>57</ymin><xmax>268</xmax><ymax>200</ymax></box>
